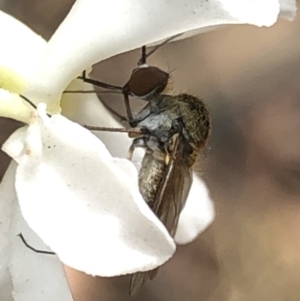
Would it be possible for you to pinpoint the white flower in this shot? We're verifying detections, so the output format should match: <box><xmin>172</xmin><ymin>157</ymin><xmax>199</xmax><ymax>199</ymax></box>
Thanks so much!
<box><xmin>0</xmin><ymin>0</ymin><xmax>296</xmax><ymax>299</ymax></box>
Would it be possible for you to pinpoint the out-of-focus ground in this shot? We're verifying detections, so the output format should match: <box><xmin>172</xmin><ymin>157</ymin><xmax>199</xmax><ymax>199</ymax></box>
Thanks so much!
<box><xmin>1</xmin><ymin>1</ymin><xmax>300</xmax><ymax>301</ymax></box>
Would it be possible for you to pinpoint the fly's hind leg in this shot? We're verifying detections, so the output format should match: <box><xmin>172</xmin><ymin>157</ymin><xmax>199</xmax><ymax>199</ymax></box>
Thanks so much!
<box><xmin>165</xmin><ymin>133</ymin><xmax>180</xmax><ymax>165</ymax></box>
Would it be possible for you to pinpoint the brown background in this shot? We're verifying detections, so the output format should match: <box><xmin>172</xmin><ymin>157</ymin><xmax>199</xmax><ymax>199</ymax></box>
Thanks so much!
<box><xmin>1</xmin><ymin>1</ymin><xmax>300</xmax><ymax>301</ymax></box>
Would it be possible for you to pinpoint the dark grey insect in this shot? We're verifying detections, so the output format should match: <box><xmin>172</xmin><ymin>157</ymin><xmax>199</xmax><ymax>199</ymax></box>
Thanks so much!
<box><xmin>81</xmin><ymin>36</ymin><xmax>211</xmax><ymax>296</ymax></box>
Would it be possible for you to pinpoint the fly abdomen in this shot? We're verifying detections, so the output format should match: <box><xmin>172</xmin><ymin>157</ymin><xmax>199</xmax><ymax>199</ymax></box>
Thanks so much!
<box><xmin>138</xmin><ymin>149</ymin><xmax>166</xmax><ymax>207</ymax></box>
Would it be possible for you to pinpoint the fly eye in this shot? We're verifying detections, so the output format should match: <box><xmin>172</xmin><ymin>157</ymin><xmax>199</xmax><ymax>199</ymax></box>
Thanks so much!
<box><xmin>127</xmin><ymin>66</ymin><xmax>169</xmax><ymax>98</ymax></box>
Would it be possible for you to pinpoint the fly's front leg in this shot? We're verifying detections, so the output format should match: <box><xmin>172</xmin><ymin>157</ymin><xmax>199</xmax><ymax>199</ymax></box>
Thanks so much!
<box><xmin>79</xmin><ymin>70</ymin><xmax>123</xmax><ymax>92</ymax></box>
<box><xmin>79</xmin><ymin>70</ymin><xmax>141</xmax><ymax>127</ymax></box>
<box><xmin>122</xmin><ymin>87</ymin><xmax>136</xmax><ymax>127</ymax></box>
<box><xmin>78</xmin><ymin>71</ymin><xmax>130</xmax><ymax>122</ymax></box>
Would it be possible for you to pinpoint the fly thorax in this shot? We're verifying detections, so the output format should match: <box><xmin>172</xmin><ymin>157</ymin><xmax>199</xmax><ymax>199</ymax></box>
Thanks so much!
<box><xmin>138</xmin><ymin>114</ymin><xmax>173</xmax><ymax>143</ymax></box>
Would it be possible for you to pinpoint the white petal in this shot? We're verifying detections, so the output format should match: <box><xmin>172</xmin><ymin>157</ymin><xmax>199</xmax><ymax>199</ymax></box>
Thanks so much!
<box><xmin>0</xmin><ymin>162</ymin><xmax>15</xmax><ymax>301</ymax></box>
<box><xmin>2</xmin><ymin>104</ymin><xmax>175</xmax><ymax>277</ymax></box>
<box><xmin>25</xmin><ymin>0</ymin><xmax>296</xmax><ymax>102</ymax></box>
<box><xmin>0</xmin><ymin>89</ymin><xmax>33</xmax><ymax>123</ymax></box>
<box><xmin>0</xmin><ymin>10</ymin><xmax>69</xmax><ymax>112</ymax></box>
<box><xmin>0</xmin><ymin>11</ymin><xmax>61</xmax><ymax>123</ymax></box>
<box><xmin>1</xmin><ymin>127</ymin><xmax>28</xmax><ymax>164</ymax></box>
<box><xmin>9</xmin><ymin>178</ymin><xmax>73</xmax><ymax>301</ymax></box>
<box><xmin>279</xmin><ymin>0</ymin><xmax>297</xmax><ymax>19</ymax></box>
<box><xmin>0</xmin><ymin>162</ymin><xmax>72</xmax><ymax>301</ymax></box>
<box><xmin>0</xmin><ymin>11</ymin><xmax>46</xmax><ymax>94</ymax></box>
<box><xmin>175</xmin><ymin>176</ymin><xmax>215</xmax><ymax>245</ymax></box>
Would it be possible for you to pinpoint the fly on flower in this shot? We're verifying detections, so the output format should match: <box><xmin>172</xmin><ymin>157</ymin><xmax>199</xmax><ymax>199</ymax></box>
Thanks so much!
<box><xmin>81</xmin><ymin>37</ymin><xmax>211</xmax><ymax>296</ymax></box>
<box><xmin>18</xmin><ymin>35</ymin><xmax>210</xmax><ymax>297</ymax></box>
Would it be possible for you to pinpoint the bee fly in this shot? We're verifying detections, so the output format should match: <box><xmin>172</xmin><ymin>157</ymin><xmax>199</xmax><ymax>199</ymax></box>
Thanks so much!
<box><xmin>81</xmin><ymin>35</ymin><xmax>211</xmax><ymax>296</ymax></box>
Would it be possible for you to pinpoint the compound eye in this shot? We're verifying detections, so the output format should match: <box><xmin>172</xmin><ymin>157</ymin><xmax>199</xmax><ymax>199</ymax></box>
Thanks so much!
<box><xmin>127</xmin><ymin>66</ymin><xmax>169</xmax><ymax>98</ymax></box>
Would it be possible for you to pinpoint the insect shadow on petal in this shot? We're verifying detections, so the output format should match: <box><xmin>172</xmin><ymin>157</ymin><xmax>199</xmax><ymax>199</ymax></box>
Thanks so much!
<box><xmin>19</xmin><ymin>34</ymin><xmax>211</xmax><ymax>297</ymax></box>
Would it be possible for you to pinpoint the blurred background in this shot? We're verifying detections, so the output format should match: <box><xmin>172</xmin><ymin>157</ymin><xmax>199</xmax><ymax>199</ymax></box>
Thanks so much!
<box><xmin>1</xmin><ymin>1</ymin><xmax>300</xmax><ymax>301</ymax></box>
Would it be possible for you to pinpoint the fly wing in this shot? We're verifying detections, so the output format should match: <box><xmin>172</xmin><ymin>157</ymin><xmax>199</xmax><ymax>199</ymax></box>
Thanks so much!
<box><xmin>158</xmin><ymin>163</ymin><xmax>192</xmax><ymax>236</ymax></box>
<box><xmin>153</xmin><ymin>134</ymin><xmax>193</xmax><ymax>237</ymax></box>
<box><xmin>130</xmin><ymin>135</ymin><xmax>193</xmax><ymax>297</ymax></box>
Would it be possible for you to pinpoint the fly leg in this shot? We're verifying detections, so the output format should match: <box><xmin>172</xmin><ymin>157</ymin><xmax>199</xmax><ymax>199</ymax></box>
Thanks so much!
<box><xmin>137</xmin><ymin>33</ymin><xmax>183</xmax><ymax>65</ymax></box>
<box><xmin>79</xmin><ymin>71</ymin><xmax>129</xmax><ymax>122</ymax></box>
<box><xmin>161</xmin><ymin>119</ymin><xmax>183</xmax><ymax>165</ymax></box>
<box><xmin>18</xmin><ymin>233</ymin><xmax>55</xmax><ymax>255</ymax></box>
<box><xmin>127</xmin><ymin>136</ymin><xmax>147</xmax><ymax>160</ymax></box>
<box><xmin>78</xmin><ymin>70</ymin><xmax>123</xmax><ymax>92</ymax></box>
<box><xmin>83</xmin><ymin>126</ymin><xmax>143</xmax><ymax>136</ymax></box>
<box><xmin>164</xmin><ymin>133</ymin><xmax>180</xmax><ymax>164</ymax></box>
<box><xmin>121</xmin><ymin>86</ymin><xmax>137</xmax><ymax>127</ymax></box>
<box><xmin>78</xmin><ymin>71</ymin><xmax>139</xmax><ymax>125</ymax></box>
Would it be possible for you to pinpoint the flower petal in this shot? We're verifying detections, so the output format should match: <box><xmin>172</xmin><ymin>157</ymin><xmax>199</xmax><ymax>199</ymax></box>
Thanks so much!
<box><xmin>279</xmin><ymin>0</ymin><xmax>297</xmax><ymax>19</ymax></box>
<box><xmin>0</xmin><ymin>162</ymin><xmax>15</xmax><ymax>301</ymax></box>
<box><xmin>0</xmin><ymin>11</ymin><xmax>46</xmax><ymax>95</ymax></box>
<box><xmin>175</xmin><ymin>176</ymin><xmax>215</xmax><ymax>245</ymax></box>
<box><xmin>24</xmin><ymin>0</ymin><xmax>296</xmax><ymax>102</ymax></box>
<box><xmin>0</xmin><ymin>89</ymin><xmax>33</xmax><ymax>123</ymax></box>
<box><xmin>2</xmin><ymin>104</ymin><xmax>175</xmax><ymax>277</ymax></box>
<box><xmin>1</xmin><ymin>127</ymin><xmax>28</xmax><ymax>164</ymax></box>
<box><xmin>0</xmin><ymin>11</ymin><xmax>61</xmax><ymax>123</ymax></box>
<box><xmin>0</xmin><ymin>162</ymin><xmax>72</xmax><ymax>301</ymax></box>
<box><xmin>9</xmin><ymin>177</ymin><xmax>73</xmax><ymax>301</ymax></box>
